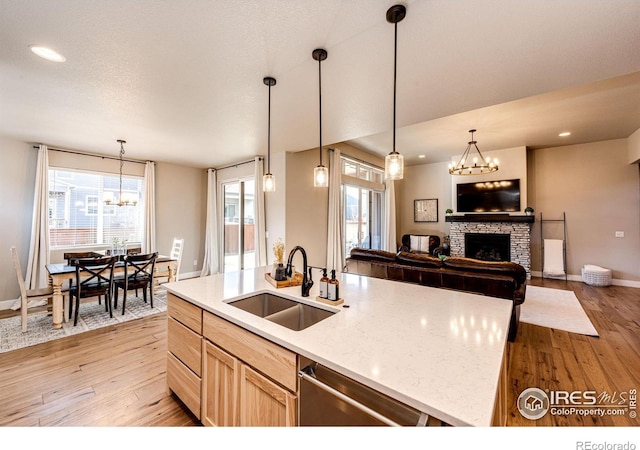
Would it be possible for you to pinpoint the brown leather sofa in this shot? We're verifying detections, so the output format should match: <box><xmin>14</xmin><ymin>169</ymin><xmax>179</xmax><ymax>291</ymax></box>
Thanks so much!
<box><xmin>345</xmin><ymin>248</ymin><xmax>527</xmax><ymax>341</ymax></box>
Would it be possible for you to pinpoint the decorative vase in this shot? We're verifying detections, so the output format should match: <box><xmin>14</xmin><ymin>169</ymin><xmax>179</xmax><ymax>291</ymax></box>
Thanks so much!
<box><xmin>274</xmin><ymin>264</ymin><xmax>287</xmax><ymax>281</ymax></box>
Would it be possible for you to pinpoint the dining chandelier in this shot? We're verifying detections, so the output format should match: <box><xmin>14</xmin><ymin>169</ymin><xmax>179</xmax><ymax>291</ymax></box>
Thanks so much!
<box><xmin>448</xmin><ymin>129</ymin><xmax>499</xmax><ymax>176</ymax></box>
<box><xmin>104</xmin><ymin>139</ymin><xmax>137</xmax><ymax>206</ymax></box>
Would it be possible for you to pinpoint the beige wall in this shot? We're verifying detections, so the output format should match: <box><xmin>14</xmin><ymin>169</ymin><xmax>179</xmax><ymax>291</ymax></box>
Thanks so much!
<box><xmin>629</xmin><ymin>128</ymin><xmax>640</xmax><ymax>164</ymax></box>
<box><xmin>155</xmin><ymin>161</ymin><xmax>207</xmax><ymax>278</ymax></box>
<box><xmin>0</xmin><ymin>137</ymin><xmax>37</xmax><ymax>302</ymax></box>
<box><xmin>397</xmin><ymin>161</ymin><xmax>451</xmax><ymax>245</ymax></box>
<box><xmin>284</xmin><ymin>149</ymin><xmax>329</xmax><ymax>269</ymax></box>
<box><xmin>528</xmin><ymin>139</ymin><xmax>640</xmax><ymax>281</ymax></box>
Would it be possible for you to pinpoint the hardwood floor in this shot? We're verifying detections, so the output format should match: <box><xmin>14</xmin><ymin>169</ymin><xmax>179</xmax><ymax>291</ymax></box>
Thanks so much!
<box><xmin>0</xmin><ymin>313</ymin><xmax>199</xmax><ymax>426</ymax></box>
<box><xmin>0</xmin><ymin>277</ymin><xmax>638</xmax><ymax>427</ymax></box>
<box><xmin>507</xmin><ymin>277</ymin><xmax>640</xmax><ymax>426</ymax></box>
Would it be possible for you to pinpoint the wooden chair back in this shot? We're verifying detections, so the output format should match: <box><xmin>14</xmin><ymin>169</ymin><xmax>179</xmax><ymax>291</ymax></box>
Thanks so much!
<box><xmin>123</xmin><ymin>252</ymin><xmax>158</xmax><ymax>288</ymax></box>
<box><xmin>71</xmin><ymin>256</ymin><xmax>118</xmax><ymax>299</ymax></box>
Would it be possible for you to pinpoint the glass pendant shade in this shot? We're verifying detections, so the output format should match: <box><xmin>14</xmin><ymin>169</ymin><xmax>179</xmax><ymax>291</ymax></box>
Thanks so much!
<box><xmin>385</xmin><ymin>151</ymin><xmax>404</xmax><ymax>180</ymax></box>
<box><xmin>314</xmin><ymin>165</ymin><xmax>329</xmax><ymax>187</ymax></box>
<box><xmin>263</xmin><ymin>173</ymin><xmax>275</xmax><ymax>192</ymax></box>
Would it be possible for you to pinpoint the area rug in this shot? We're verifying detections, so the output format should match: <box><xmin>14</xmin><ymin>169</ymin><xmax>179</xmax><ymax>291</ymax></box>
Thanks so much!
<box><xmin>520</xmin><ymin>285</ymin><xmax>599</xmax><ymax>337</ymax></box>
<box><xmin>0</xmin><ymin>289</ymin><xmax>167</xmax><ymax>353</ymax></box>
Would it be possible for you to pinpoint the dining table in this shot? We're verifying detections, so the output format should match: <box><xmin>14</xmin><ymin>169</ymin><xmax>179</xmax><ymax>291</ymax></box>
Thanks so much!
<box><xmin>45</xmin><ymin>255</ymin><xmax>177</xmax><ymax>330</ymax></box>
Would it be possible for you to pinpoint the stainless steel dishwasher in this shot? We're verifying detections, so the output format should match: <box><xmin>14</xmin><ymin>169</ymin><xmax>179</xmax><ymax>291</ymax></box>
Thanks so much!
<box><xmin>298</xmin><ymin>360</ymin><xmax>430</xmax><ymax>426</ymax></box>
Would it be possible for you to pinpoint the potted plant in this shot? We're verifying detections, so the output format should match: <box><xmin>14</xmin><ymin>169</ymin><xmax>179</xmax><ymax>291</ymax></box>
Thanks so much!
<box><xmin>524</xmin><ymin>206</ymin><xmax>534</xmax><ymax>216</ymax></box>
<box><xmin>445</xmin><ymin>208</ymin><xmax>453</xmax><ymax>216</ymax></box>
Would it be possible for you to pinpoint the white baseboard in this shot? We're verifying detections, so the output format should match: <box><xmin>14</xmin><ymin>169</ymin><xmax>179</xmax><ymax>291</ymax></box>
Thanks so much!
<box><xmin>176</xmin><ymin>271</ymin><xmax>200</xmax><ymax>280</ymax></box>
<box><xmin>530</xmin><ymin>271</ymin><xmax>640</xmax><ymax>288</ymax></box>
<box><xmin>0</xmin><ymin>298</ymin><xmax>19</xmax><ymax>311</ymax></box>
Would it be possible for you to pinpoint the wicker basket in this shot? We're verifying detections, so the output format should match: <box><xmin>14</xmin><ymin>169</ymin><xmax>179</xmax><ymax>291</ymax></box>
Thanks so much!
<box><xmin>581</xmin><ymin>265</ymin><xmax>612</xmax><ymax>286</ymax></box>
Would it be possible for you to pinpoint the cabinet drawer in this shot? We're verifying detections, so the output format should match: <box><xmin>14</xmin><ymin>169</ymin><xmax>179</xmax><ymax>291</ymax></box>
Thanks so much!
<box><xmin>203</xmin><ymin>311</ymin><xmax>297</xmax><ymax>392</ymax></box>
<box><xmin>168</xmin><ymin>317</ymin><xmax>202</xmax><ymax>376</ymax></box>
<box><xmin>166</xmin><ymin>352</ymin><xmax>201</xmax><ymax>420</ymax></box>
<box><xmin>167</xmin><ymin>293</ymin><xmax>202</xmax><ymax>334</ymax></box>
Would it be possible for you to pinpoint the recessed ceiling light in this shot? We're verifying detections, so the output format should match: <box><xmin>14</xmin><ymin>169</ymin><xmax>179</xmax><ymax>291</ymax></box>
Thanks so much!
<box><xmin>29</xmin><ymin>45</ymin><xmax>66</xmax><ymax>62</ymax></box>
<box><xmin>418</xmin><ymin>154</ymin><xmax>426</xmax><ymax>158</ymax></box>
<box><xmin>558</xmin><ymin>131</ymin><xmax>571</xmax><ymax>137</ymax></box>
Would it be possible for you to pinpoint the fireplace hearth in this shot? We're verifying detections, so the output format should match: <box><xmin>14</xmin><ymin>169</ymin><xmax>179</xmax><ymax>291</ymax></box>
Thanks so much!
<box><xmin>465</xmin><ymin>233</ymin><xmax>510</xmax><ymax>261</ymax></box>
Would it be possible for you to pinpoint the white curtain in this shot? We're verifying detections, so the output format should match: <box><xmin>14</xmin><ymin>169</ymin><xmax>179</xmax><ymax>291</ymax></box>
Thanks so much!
<box><xmin>143</xmin><ymin>161</ymin><xmax>156</xmax><ymax>253</ymax></box>
<box><xmin>201</xmin><ymin>169</ymin><xmax>220</xmax><ymax>276</ymax></box>
<box><xmin>383</xmin><ymin>179</ymin><xmax>397</xmax><ymax>252</ymax></box>
<box><xmin>25</xmin><ymin>145</ymin><xmax>50</xmax><ymax>290</ymax></box>
<box><xmin>326</xmin><ymin>148</ymin><xmax>344</xmax><ymax>271</ymax></box>
<box><xmin>254</xmin><ymin>157</ymin><xmax>267</xmax><ymax>267</ymax></box>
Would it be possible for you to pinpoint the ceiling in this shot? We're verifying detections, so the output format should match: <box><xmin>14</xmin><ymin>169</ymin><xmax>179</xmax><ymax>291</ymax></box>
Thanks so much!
<box><xmin>1</xmin><ymin>0</ymin><xmax>640</xmax><ymax>169</ymax></box>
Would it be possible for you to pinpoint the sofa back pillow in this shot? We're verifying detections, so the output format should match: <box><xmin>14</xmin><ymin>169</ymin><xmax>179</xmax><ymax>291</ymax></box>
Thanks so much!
<box><xmin>409</xmin><ymin>235</ymin><xmax>431</xmax><ymax>253</ymax></box>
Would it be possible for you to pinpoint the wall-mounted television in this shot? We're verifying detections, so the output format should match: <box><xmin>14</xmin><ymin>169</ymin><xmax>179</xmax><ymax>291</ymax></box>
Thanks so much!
<box><xmin>456</xmin><ymin>179</ymin><xmax>521</xmax><ymax>213</ymax></box>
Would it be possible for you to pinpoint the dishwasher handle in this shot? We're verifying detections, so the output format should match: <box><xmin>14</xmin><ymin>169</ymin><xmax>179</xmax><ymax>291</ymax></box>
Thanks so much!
<box><xmin>299</xmin><ymin>365</ymin><xmax>427</xmax><ymax>427</ymax></box>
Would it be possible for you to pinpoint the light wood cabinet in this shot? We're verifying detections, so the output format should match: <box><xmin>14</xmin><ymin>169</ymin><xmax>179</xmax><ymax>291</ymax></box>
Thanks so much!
<box><xmin>201</xmin><ymin>310</ymin><xmax>298</xmax><ymax>426</ymax></box>
<box><xmin>240</xmin><ymin>364</ymin><xmax>297</xmax><ymax>426</ymax></box>
<box><xmin>201</xmin><ymin>340</ymin><xmax>239</xmax><ymax>426</ymax></box>
<box><xmin>166</xmin><ymin>293</ymin><xmax>203</xmax><ymax>419</ymax></box>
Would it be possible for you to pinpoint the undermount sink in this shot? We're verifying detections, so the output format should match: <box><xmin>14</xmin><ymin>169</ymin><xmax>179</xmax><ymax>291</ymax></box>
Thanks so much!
<box><xmin>227</xmin><ymin>293</ymin><xmax>336</xmax><ymax>331</ymax></box>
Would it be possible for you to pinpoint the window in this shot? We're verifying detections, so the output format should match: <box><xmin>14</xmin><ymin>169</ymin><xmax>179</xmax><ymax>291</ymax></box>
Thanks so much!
<box><xmin>340</xmin><ymin>157</ymin><xmax>386</xmax><ymax>256</ymax></box>
<box><xmin>48</xmin><ymin>168</ymin><xmax>145</xmax><ymax>249</ymax></box>
<box><xmin>223</xmin><ymin>178</ymin><xmax>256</xmax><ymax>272</ymax></box>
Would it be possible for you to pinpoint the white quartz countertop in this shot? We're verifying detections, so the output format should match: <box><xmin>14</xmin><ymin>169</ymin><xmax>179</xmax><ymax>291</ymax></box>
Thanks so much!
<box><xmin>164</xmin><ymin>266</ymin><xmax>512</xmax><ymax>427</ymax></box>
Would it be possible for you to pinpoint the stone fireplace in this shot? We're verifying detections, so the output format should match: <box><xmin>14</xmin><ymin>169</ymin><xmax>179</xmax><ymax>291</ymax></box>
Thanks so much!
<box><xmin>446</xmin><ymin>214</ymin><xmax>534</xmax><ymax>278</ymax></box>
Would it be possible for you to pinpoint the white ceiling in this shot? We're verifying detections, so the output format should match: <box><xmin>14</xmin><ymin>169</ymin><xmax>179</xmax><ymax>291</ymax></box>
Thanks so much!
<box><xmin>1</xmin><ymin>0</ymin><xmax>640</xmax><ymax>169</ymax></box>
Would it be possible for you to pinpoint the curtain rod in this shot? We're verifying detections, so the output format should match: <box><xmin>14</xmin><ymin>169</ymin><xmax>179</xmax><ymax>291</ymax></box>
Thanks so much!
<box><xmin>33</xmin><ymin>145</ymin><xmax>148</xmax><ymax>165</ymax></box>
<box><xmin>211</xmin><ymin>157</ymin><xmax>262</xmax><ymax>172</ymax></box>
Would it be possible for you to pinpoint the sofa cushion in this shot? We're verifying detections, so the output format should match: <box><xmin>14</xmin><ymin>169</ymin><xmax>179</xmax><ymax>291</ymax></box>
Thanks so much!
<box><xmin>349</xmin><ymin>248</ymin><xmax>397</xmax><ymax>262</ymax></box>
<box><xmin>396</xmin><ymin>251</ymin><xmax>443</xmax><ymax>268</ymax></box>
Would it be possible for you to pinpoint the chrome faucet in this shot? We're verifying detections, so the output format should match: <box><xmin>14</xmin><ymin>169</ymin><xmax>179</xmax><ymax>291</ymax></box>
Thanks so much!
<box><xmin>286</xmin><ymin>246</ymin><xmax>314</xmax><ymax>297</ymax></box>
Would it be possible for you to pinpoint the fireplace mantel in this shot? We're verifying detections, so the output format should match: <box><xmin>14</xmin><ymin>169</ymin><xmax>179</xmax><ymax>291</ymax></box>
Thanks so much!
<box><xmin>445</xmin><ymin>214</ymin><xmax>535</xmax><ymax>223</ymax></box>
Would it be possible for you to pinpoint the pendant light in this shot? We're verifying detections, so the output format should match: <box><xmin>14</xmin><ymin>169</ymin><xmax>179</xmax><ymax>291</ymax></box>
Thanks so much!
<box><xmin>263</xmin><ymin>76</ymin><xmax>276</xmax><ymax>192</ymax></box>
<box><xmin>385</xmin><ymin>4</ymin><xmax>406</xmax><ymax>181</ymax></box>
<box><xmin>104</xmin><ymin>139</ymin><xmax>137</xmax><ymax>207</ymax></box>
<box><xmin>312</xmin><ymin>48</ymin><xmax>329</xmax><ymax>187</ymax></box>
<box><xmin>448</xmin><ymin>129</ymin><xmax>499</xmax><ymax>175</ymax></box>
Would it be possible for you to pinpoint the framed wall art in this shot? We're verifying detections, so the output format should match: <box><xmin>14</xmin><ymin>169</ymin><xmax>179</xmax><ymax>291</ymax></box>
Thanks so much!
<box><xmin>414</xmin><ymin>198</ymin><xmax>438</xmax><ymax>222</ymax></box>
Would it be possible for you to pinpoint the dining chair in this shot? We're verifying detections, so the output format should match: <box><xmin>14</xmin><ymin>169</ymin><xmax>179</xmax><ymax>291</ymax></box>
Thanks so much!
<box><xmin>113</xmin><ymin>252</ymin><xmax>158</xmax><ymax>314</ymax></box>
<box><xmin>155</xmin><ymin>238</ymin><xmax>183</xmax><ymax>289</ymax></box>
<box><xmin>10</xmin><ymin>246</ymin><xmax>54</xmax><ymax>333</ymax></box>
<box><xmin>63</xmin><ymin>251</ymin><xmax>106</xmax><ymax>309</ymax></box>
<box><xmin>69</xmin><ymin>256</ymin><xmax>117</xmax><ymax>326</ymax></box>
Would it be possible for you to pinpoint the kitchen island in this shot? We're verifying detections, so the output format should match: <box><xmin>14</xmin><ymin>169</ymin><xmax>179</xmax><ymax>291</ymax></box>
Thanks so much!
<box><xmin>163</xmin><ymin>266</ymin><xmax>512</xmax><ymax>427</ymax></box>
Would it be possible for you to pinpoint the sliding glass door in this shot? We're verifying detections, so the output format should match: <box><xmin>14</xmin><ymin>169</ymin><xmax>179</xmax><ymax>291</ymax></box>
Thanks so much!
<box><xmin>223</xmin><ymin>179</ymin><xmax>256</xmax><ymax>272</ymax></box>
<box><xmin>343</xmin><ymin>185</ymin><xmax>383</xmax><ymax>257</ymax></box>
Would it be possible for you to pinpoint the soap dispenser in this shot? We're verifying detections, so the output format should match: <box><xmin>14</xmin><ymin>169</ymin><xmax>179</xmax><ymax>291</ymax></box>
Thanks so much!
<box><xmin>328</xmin><ymin>269</ymin><xmax>340</xmax><ymax>301</ymax></box>
<box><xmin>319</xmin><ymin>268</ymin><xmax>329</xmax><ymax>299</ymax></box>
